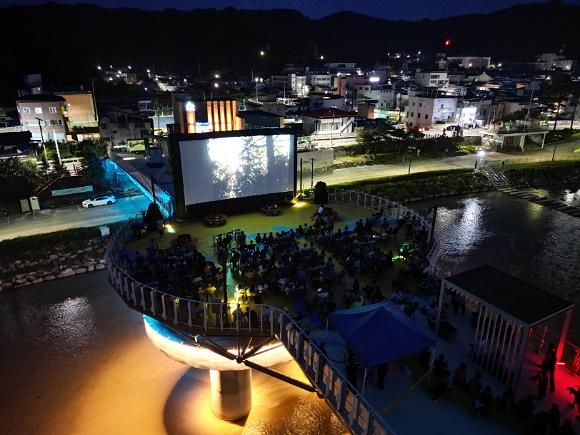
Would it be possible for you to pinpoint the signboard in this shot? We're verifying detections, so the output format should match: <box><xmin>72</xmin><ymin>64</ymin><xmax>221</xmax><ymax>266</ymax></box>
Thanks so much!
<box><xmin>127</xmin><ymin>139</ymin><xmax>145</xmax><ymax>153</ymax></box>
<box><xmin>51</xmin><ymin>185</ymin><xmax>94</xmax><ymax>197</ymax></box>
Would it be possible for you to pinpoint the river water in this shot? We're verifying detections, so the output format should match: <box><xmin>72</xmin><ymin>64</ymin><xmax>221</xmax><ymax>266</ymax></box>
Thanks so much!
<box><xmin>0</xmin><ymin>272</ymin><xmax>344</xmax><ymax>435</ymax></box>
<box><xmin>413</xmin><ymin>187</ymin><xmax>580</xmax><ymax>336</ymax></box>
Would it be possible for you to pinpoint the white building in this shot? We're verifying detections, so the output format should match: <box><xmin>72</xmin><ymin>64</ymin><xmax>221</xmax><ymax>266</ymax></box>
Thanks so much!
<box><xmin>535</xmin><ymin>53</ymin><xmax>576</xmax><ymax>71</ymax></box>
<box><xmin>301</xmin><ymin>108</ymin><xmax>355</xmax><ymax>135</ymax></box>
<box><xmin>447</xmin><ymin>56</ymin><xmax>491</xmax><ymax>69</ymax></box>
<box><xmin>414</xmin><ymin>71</ymin><xmax>449</xmax><ymax>89</ymax></box>
<box><xmin>404</xmin><ymin>90</ymin><xmax>457</xmax><ymax>129</ymax></box>
<box><xmin>291</xmin><ymin>74</ymin><xmax>309</xmax><ymax>96</ymax></box>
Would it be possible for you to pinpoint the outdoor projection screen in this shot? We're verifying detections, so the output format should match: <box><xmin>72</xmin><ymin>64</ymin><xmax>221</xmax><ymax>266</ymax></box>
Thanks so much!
<box><xmin>179</xmin><ymin>133</ymin><xmax>295</xmax><ymax>205</ymax></box>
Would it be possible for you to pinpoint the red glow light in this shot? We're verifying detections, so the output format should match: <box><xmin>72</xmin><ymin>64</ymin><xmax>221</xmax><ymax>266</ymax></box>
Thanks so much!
<box><xmin>444</xmin><ymin>38</ymin><xmax>452</xmax><ymax>47</ymax></box>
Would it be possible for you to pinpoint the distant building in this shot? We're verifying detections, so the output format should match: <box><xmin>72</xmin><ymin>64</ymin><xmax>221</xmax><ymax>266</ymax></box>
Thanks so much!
<box><xmin>414</xmin><ymin>71</ymin><xmax>449</xmax><ymax>89</ymax></box>
<box><xmin>55</xmin><ymin>91</ymin><xmax>99</xmax><ymax>139</ymax></box>
<box><xmin>405</xmin><ymin>89</ymin><xmax>457</xmax><ymax>129</ymax></box>
<box><xmin>16</xmin><ymin>94</ymin><xmax>67</xmax><ymax>142</ymax></box>
<box><xmin>237</xmin><ymin>110</ymin><xmax>284</xmax><ymax>129</ymax></box>
<box><xmin>535</xmin><ymin>53</ymin><xmax>576</xmax><ymax>71</ymax></box>
<box><xmin>0</xmin><ymin>131</ymin><xmax>32</xmax><ymax>155</ymax></box>
<box><xmin>301</xmin><ymin>108</ymin><xmax>356</xmax><ymax>135</ymax></box>
<box><xmin>353</xmin><ymin>84</ymin><xmax>396</xmax><ymax>110</ymax></box>
<box><xmin>290</xmin><ymin>74</ymin><xmax>309</xmax><ymax>96</ymax></box>
<box><xmin>447</xmin><ymin>56</ymin><xmax>491</xmax><ymax>69</ymax></box>
<box><xmin>307</xmin><ymin>93</ymin><xmax>346</xmax><ymax>111</ymax></box>
<box><xmin>99</xmin><ymin>111</ymin><xmax>153</xmax><ymax>147</ymax></box>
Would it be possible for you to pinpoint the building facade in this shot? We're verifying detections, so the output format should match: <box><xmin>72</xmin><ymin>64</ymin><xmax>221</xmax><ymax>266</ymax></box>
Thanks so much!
<box><xmin>405</xmin><ymin>92</ymin><xmax>457</xmax><ymax>129</ymax></box>
<box><xmin>414</xmin><ymin>71</ymin><xmax>449</xmax><ymax>89</ymax></box>
<box><xmin>16</xmin><ymin>94</ymin><xmax>67</xmax><ymax>142</ymax></box>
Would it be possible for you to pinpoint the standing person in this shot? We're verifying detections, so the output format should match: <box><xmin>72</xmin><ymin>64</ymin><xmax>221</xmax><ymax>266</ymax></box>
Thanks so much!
<box><xmin>544</xmin><ymin>343</ymin><xmax>557</xmax><ymax>393</ymax></box>
<box><xmin>548</xmin><ymin>403</ymin><xmax>560</xmax><ymax>435</ymax></box>
<box><xmin>377</xmin><ymin>362</ymin><xmax>389</xmax><ymax>390</ymax></box>
<box><xmin>537</xmin><ymin>369</ymin><xmax>548</xmax><ymax>400</ymax></box>
<box><xmin>156</xmin><ymin>219</ymin><xmax>164</xmax><ymax>239</ymax></box>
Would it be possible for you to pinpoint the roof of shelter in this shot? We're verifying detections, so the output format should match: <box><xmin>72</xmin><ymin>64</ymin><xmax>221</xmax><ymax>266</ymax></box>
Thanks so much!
<box><xmin>445</xmin><ymin>265</ymin><xmax>574</xmax><ymax>326</ymax></box>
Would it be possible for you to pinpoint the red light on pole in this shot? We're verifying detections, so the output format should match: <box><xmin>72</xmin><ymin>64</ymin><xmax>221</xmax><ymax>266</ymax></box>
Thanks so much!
<box><xmin>444</xmin><ymin>38</ymin><xmax>452</xmax><ymax>47</ymax></box>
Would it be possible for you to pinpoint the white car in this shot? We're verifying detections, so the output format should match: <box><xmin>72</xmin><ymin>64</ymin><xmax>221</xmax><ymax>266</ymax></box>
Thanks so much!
<box><xmin>82</xmin><ymin>195</ymin><xmax>117</xmax><ymax>208</ymax></box>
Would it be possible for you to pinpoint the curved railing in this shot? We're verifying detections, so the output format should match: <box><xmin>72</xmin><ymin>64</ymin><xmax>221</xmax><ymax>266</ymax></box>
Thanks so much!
<box><xmin>328</xmin><ymin>188</ymin><xmax>431</xmax><ymax>231</ymax></box>
<box><xmin>106</xmin><ymin>219</ymin><xmax>396</xmax><ymax>435</ymax></box>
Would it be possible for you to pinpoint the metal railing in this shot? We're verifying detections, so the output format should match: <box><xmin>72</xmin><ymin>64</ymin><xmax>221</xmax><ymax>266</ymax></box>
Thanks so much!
<box><xmin>328</xmin><ymin>188</ymin><xmax>430</xmax><ymax>231</ymax></box>
<box><xmin>106</xmin><ymin>220</ymin><xmax>395</xmax><ymax>435</ymax></box>
<box><xmin>109</xmin><ymin>152</ymin><xmax>174</xmax><ymax>217</ymax></box>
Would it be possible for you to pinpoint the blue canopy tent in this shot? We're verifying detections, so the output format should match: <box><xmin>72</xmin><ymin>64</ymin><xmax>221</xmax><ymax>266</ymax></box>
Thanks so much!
<box><xmin>329</xmin><ymin>301</ymin><xmax>436</xmax><ymax>392</ymax></box>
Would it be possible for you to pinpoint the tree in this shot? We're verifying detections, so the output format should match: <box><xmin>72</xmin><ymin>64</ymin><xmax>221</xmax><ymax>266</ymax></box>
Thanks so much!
<box><xmin>50</xmin><ymin>159</ymin><xmax>70</xmax><ymax>179</ymax></box>
<box><xmin>80</xmin><ymin>143</ymin><xmax>104</xmax><ymax>184</ymax></box>
<box><xmin>39</xmin><ymin>155</ymin><xmax>50</xmax><ymax>175</ymax></box>
<box><xmin>0</xmin><ymin>157</ymin><xmax>43</xmax><ymax>201</ymax></box>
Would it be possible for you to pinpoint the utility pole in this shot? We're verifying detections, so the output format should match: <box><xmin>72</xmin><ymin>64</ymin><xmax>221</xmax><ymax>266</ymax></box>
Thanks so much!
<box><xmin>524</xmin><ymin>87</ymin><xmax>534</xmax><ymax>131</ymax></box>
<box><xmin>310</xmin><ymin>158</ymin><xmax>314</xmax><ymax>189</ymax></box>
<box><xmin>36</xmin><ymin>117</ymin><xmax>48</xmax><ymax>161</ymax></box>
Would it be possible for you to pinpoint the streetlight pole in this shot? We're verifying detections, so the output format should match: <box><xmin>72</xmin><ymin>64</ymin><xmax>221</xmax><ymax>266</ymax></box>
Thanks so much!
<box><xmin>36</xmin><ymin>118</ymin><xmax>48</xmax><ymax>161</ymax></box>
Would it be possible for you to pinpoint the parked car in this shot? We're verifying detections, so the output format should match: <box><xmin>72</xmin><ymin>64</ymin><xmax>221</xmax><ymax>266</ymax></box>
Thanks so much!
<box><xmin>82</xmin><ymin>195</ymin><xmax>116</xmax><ymax>208</ymax></box>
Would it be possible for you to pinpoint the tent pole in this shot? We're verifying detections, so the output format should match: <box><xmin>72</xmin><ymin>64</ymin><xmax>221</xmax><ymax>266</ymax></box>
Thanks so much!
<box><xmin>362</xmin><ymin>368</ymin><xmax>367</xmax><ymax>394</ymax></box>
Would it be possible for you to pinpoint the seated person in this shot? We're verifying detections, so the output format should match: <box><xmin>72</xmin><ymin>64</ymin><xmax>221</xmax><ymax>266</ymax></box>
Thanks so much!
<box><xmin>452</xmin><ymin>363</ymin><xmax>467</xmax><ymax>387</ymax></box>
<box><xmin>472</xmin><ymin>386</ymin><xmax>493</xmax><ymax>417</ymax></box>
<box><xmin>467</xmin><ymin>371</ymin><xmax>483</xmax><ymax>395</ymax></box>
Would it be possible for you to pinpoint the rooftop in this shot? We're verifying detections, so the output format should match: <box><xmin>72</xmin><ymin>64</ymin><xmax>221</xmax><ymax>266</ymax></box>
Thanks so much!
<box><xmin>445</xmin><ymin>265</ymin><xmax>574</xmax><ymax>326</ymax></box>
<box><xmin>16</xmin><ymin>93</ymin><xmax>66</xmax><ymax>103</ymax></box>
<box><xmin>300</xmin><ymin>108</ymin><xmax>356</xmax><ymax>119</ymax></box>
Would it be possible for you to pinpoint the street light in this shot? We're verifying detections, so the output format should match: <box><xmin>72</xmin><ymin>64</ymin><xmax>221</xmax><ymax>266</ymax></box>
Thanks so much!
<box><xmin>259</xmin><ymin>50</ymin><xmax>265</xmax><ymax>56</ymax></box>
<box><xmin>97</xmin><ymin>65</ymin><xmax>102</xmax><ymax>70</ymax></box>
<box><xmin>35</xmin><ymin>118</ymin><xmax>48</xmax><ymax>161</ymax></box>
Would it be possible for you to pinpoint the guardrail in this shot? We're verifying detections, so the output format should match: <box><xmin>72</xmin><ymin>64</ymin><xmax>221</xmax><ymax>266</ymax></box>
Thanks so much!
<box><xmin>106</xmin><ymin>220</ymin><xmax>395</xmax><ymax>435</ymax></box>
<box><xmin>328</xmin><ymin>188</ymin><xmax>430</xmax><ymax>231</ymax></box>
<box><xmin>109</xmin><ymin>153</ymin><xmax>174</xmax><ymax>217</ymax></box>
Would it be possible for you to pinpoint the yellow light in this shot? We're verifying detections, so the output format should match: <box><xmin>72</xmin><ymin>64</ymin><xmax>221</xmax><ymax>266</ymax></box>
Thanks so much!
<box><xmin>291</xmin><ymin>199</ymin><xmax>308</xmax><ymax>208</ymax></box>
<box><xmin>165</xmin><ymin>224</ymin><xmax>176</xmax><ymax>234</ymax></box>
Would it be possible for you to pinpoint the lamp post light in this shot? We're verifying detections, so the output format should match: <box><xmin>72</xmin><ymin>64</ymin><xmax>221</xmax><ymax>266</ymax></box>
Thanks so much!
<box><xmin>35</xmin><ymin>118</ymin><xmax>48</xmax><ymax>161</ymax></box>
<box><xmin>475</xmin><ymin>148</ymin><xmax>485</xmax><ymax>169</ymax></box>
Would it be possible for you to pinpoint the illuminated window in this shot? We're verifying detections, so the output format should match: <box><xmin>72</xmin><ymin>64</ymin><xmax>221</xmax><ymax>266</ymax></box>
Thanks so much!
<box><xmin>22</xmin><ymin>107</ymin><xmax>31</xmax><ymax>114</ymax></box>
<box><xmin>35</xmin><ymin>107</ymin><xmax>43</xmax><ymax>114</ymax></box>
<box><xmin>49</xmin><ymin>106</ymin><xmax>57</xmax><ymax>113</ymax></box>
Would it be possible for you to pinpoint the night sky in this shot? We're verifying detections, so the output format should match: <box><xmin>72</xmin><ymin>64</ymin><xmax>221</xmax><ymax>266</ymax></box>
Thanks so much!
<box><xmin>2</xmin><ymin>0</ymin><xmax>580</xmax><ymax>20</ymax></box>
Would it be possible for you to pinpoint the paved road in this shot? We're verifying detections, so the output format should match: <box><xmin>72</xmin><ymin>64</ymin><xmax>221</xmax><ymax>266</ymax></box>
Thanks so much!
<box><xmin>0</xmin><ymin>195</ymin><xmax>151</xmax><ymax>241</ymax></box>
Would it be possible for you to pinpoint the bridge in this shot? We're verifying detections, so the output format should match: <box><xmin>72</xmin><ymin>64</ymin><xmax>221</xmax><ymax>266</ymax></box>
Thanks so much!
<box><xmin>106</xmin><ymin>189</ymin><xmax>430</xmax><ymax>434</ymax></box>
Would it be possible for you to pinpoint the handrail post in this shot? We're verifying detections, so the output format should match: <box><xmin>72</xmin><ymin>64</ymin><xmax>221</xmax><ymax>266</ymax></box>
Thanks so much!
<box><xmin>260</xmin><ymin>305</ymin><xmax>264</xmax><ymax>332</ymax></box>
<box><xmin>270</xmin><ymin>309</ymin><xmax>274</xmax><ymax>336</ymax></box>
<box><xmin>187</xmin><ymin>300</ymin><xmax>192</xmax><ymax>327</ymax></box>
<box><xmin>140</xmin><ymin>285</ymin><xmax>146</xmax><ymax>310</ymax></box>
<box><xmin>248</xmin><ymin>307</ymin><xmax>252</xmax><ymax>333</ymax></box>
<box><xmin>161</xmin><ymin>295</ymin><xmax>167</xmax><ymax>320</ymax></box>
<box><xmin>203</xmin><ymin>303</ymin><xmax>208</xmax><ymax>332</ymax></box>
<box><xmin>173</xmin><ymin>298</ymin><xmax>178</xmax><ymax>325</ymax></box>
<box><xmin>150</xmin><ymin>291</ymin><xmax>156</xmax><ymax>315</ymax></box>
<box><xmin>220</xmin><ymin>303</ymin><xmax>224</xmax><ymax>331</ymax></box>
<box><xmin>236</xmin><ymin>303</ymin><xmax>240</xmax><ymax>332</ymax></box>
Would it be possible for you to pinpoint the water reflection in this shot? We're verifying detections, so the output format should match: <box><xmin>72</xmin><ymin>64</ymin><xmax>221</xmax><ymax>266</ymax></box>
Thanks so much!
<box><xmin>414</xmin><ymin>191</ymin><xmax>580</xmax><ymax>327</ymax></box>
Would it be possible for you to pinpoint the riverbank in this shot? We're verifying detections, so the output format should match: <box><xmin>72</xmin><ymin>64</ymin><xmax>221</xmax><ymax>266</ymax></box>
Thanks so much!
<box><xmin>503</xmin><ymin>160</ymin><xmax>580</xmax><ymax>188</ymax></box>
<box><xmin>334</xmin><ymin>169</ymin><xmax>493</xmax><ymax>203</ymax></box>
<box><xmin>0</xmin><ymin>224</ymin><xmax>122</xmax><ymax>291</ymax></box>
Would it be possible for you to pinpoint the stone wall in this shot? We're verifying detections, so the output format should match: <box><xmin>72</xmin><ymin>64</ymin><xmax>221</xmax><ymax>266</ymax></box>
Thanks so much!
<box><xmin>0</xmin><ymin>240</ymin><xmax>108</xmax><ymax>291</ymax></box>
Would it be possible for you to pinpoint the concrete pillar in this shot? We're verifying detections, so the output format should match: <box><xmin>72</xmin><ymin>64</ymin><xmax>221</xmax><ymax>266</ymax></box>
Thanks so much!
<box><xmin>209</xmin><ymin>369</ymin><xmax>252</xmax><ymax>420</ymax></box>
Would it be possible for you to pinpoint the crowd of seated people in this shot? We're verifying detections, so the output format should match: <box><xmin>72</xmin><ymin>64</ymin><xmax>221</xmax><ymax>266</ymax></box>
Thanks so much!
<box><xmin>123</xmin><ymin>238</ymin><xmax>220</xmax><ymax>299</ymax></box>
